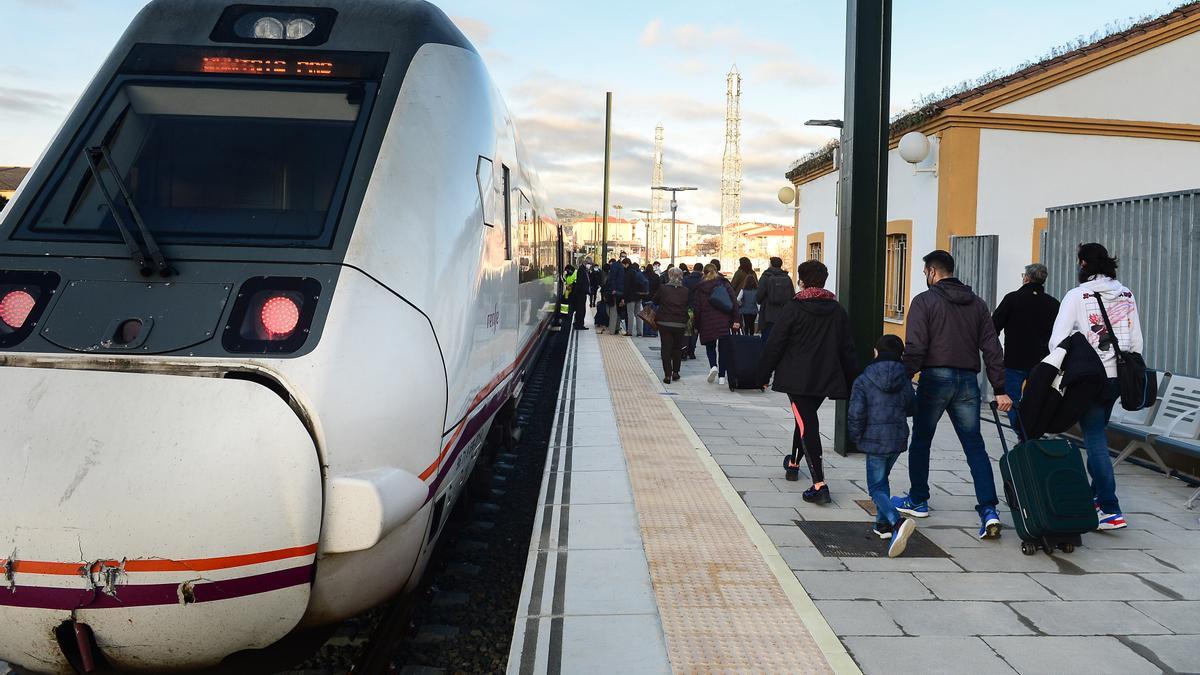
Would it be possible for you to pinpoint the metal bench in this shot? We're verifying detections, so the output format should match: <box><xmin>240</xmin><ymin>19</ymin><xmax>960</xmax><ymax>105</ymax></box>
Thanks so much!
<box><xmin>1109</xmin><ymin>374</ymin><xmax>1200</xmax><ymax>508</ymax></box>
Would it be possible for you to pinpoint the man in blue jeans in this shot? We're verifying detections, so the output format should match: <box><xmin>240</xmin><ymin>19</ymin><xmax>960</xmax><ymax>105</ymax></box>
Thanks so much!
<box><xmin>991</xmin><ymin>263</ymin><xmax>1059</xmax><ymax>439</ymax></box>
<box><xmin>894</xmin><ymin>250</ymin><xmax>1012</xmax><ymax>539</ymax></box>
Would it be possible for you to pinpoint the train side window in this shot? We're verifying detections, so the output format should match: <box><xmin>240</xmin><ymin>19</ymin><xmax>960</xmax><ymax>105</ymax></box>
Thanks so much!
<box><xmin>476</xmin><ymin>156</ymin><xmax>496</xmax><ymax>227</ymax></box>
<box><xmin>517</xmin><ymin>192</ymin><xmax>534</xmax><ymax>282</ymax></box>
<box><xmin>502</xmin><ymin>165</ymin><xmax>512</xmax><ymax>260</ymax></box>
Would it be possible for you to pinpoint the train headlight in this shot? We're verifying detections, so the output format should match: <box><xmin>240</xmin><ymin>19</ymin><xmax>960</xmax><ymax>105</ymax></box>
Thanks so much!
<box><xmin>253</xmin><ymin>16</ymin><xmax>286</xmax><ymax>40</ymax></box>
<box><xmin>215</xmin><ymin>7</ymin><xmax>337</xmax><ymax>45</ymax></box>
<box><xmin>286</xmin><ymin>17</ymin><xmax>316</xmax><ymax>40</ymax></box>
<box><xmin>0</xmin><ymin>271</ymin><xmax>60</xmax><ymax>348</ymax></box>
<box><xmin>223</xmin><ymin>277</ymin><xmax>322</xmax><ymax>354</ymax></box>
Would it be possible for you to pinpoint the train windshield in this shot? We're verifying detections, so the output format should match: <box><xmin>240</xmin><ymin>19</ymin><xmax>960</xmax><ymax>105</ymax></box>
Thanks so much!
<box><xmin>17</xmin><ymin>82</ymin><xmax>367</xmax><ymax>247</ymax></box>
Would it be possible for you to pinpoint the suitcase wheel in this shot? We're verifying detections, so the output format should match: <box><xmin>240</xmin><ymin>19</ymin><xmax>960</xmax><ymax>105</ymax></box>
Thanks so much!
<box><xmin>1059</xmin><ymin>543</ymin><xmax>1075</xmax><ymax>553</ymax></box>
<box><xmin>1020</xmin><ymin>541</ymin><xmax>1038</xmax><ymax>556</ymax></box>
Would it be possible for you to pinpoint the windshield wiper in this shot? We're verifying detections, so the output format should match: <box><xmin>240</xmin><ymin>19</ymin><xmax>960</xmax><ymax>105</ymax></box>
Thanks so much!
<box><xmin>82</xmin><ymin>146</ymin><xmax>175</xmax><ymax>277</ymax></box>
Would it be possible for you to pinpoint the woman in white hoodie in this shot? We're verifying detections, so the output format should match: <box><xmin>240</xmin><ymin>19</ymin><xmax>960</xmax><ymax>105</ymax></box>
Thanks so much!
<box><xmin>1048</xmin><ymin>243</ymin><xmax>1143</xmax><ymax>531</ymax></box>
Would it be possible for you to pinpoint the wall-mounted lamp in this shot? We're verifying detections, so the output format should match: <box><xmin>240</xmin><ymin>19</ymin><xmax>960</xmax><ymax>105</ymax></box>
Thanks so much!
<box><xmin>899</xmin><ymin>131</ymin><xmax>937</xmax><ymax>176</ymax></box>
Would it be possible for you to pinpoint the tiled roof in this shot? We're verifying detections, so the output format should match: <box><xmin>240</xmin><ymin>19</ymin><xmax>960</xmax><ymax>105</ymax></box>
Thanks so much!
<box><xmin>786</xmin><ymin>1</ymin><xmax>1200</xmax><ymax>182</ymax></box>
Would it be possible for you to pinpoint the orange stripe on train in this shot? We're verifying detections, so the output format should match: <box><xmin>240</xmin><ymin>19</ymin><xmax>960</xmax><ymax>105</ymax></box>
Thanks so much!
<box><xmin>0</xmin><ymin>543</ymin><xmax>318</xmax><ymax>576</ymax></box>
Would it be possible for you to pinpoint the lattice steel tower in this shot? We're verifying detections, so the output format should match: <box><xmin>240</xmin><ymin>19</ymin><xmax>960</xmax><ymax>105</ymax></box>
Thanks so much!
<box><xmin>720</xmin><ymin>66</ymin><xmax>743</xmax><ymax>263</ymax></box>
<box><xmin>649</xmin><ymin>124</ymin><xmax>665</xmax><ymax>260</ymax></box>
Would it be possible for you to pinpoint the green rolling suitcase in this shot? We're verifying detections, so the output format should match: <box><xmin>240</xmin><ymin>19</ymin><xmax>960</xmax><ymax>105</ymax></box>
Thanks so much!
<box><xmin>990</xmin><ymin>403</ymin><xmax>1099</xmax><ymax>555</ymax></box>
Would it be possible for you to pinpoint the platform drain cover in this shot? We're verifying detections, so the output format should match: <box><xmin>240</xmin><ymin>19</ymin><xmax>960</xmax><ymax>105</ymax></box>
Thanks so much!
<box><xmin>794</xmin><ymin>520</ymin><xmax>950</xmax><ymax>558</ymax></box>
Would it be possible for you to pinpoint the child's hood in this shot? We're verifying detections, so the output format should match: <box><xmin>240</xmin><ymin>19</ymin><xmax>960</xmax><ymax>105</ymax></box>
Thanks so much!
<box><xmin>862</xmin><ymin>359</ymin><xmax>910</xmax><ymax>394</ymax></box>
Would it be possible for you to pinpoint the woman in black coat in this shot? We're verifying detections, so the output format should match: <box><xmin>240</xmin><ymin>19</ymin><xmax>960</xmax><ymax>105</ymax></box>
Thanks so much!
<box><xmin>758</xmin><ymin>260</ymin><xmax>857</xmax><ymax>504</ymax></box>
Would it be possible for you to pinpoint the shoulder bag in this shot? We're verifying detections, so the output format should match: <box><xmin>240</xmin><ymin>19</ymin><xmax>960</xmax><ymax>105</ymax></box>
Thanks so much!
<box><xmin>708</xmin><ymin>284</ymin><xmax>733</xmax><ymax>313</ymax></box>
<box><xmin>637</xmin><ymin>305</ymin><xmax>658</xmax><ymax>331</ymax></box>
<box><xmin>1094</xmin><ymin>294</ymin><xmax>1157</xmax><ymax>411</ymax></box>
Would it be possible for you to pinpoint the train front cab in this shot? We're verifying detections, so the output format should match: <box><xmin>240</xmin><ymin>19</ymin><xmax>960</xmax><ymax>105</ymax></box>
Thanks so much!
<box><xmin>0</xmin><ymin>1</ymin><xmax>480</xmax><ymax>671</ymax></box>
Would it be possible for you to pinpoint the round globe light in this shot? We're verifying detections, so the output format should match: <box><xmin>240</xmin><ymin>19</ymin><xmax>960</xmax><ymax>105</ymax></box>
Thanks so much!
<box><xmin>898</xmin><ymin>131</ymin><xmax>930</xmax><ymax>165</ymax></box>
<box><xmin>777</xmin><ymin>186</ymin><xmax>796</xmax><ymax>205</ymax></box>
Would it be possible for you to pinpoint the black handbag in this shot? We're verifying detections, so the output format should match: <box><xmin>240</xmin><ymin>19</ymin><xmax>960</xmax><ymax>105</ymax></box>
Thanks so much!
<box><xmin>1094</xmin><ymin>294</ymin><xmax>1157</xmax><ymax>411</ymax></box>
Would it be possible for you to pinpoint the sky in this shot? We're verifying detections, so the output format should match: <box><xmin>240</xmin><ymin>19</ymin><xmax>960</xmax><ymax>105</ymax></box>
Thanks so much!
<box><xmin>0</xmin><ymin>0</ymin><xmax>1183</xmax><ymax>225</ymax></box>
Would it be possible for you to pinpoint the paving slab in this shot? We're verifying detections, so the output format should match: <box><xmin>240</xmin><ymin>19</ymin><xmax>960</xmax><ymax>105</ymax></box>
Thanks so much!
<box><xmin>1126</xmin><ymin>634</ymin><xmax>1200</xmax><ymax>673</ymax></box>
<box><xmin>1011</xmin><ymin>601</ymin><xmax>1171</xmax><ymax>635</ymax></box>
<box><xmin>844</xmin><ymin>636</ymin><xmax>1017</xmax><ymax>675</ymax></box>
<box><xmin>815</xmin><ymin>601</ymin><xmax>904</xmax><ymax>636</ymax></box>
<box><xmin>1129</xmin><ymin>600</ymin><xmax>1200</xmax><ymax>633</ymax></box>
<box><xmin>1028</xmin><ymin>573</ymin><xmax>1173</xmax><ymax>601</ymax></box>
<box><xmin>983</xmin><ymin>636</ymin><xmax>1159</xmax><ymax>675</ymax></box>
<box><xmin>779</xmin><ymin>547</ymin><xmax>850</xmax><ymax>572</ymax></box>
<box><xmin>915</xmin><ymin>572</ymin><xmax>1056</xmax><ymax>601</ymax></box>
<box><xmin>881</xmin><ymin>600</ymin><xmax>1033</xmax><ymax>636</ymax></box>
<box><xmin>794</xmin><ymin>571</ymin><xmax>935</xmax><ymax>600</ymax></box>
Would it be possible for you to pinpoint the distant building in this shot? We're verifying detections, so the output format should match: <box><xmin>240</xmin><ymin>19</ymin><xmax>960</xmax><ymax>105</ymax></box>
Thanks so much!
<box><xmin>0</xmin><ymin>167</ymin><xmax>30</xmax><ymax>202</ymax></box>
<box><xmin>786</xmin><ymin>4</ymin><xmax>1200</xmax><ymax>338</ymax></box>
<box><xmin>734</xmin><ymin>223</ymin><xmax>796</xmax><ymax>271</ymax></box>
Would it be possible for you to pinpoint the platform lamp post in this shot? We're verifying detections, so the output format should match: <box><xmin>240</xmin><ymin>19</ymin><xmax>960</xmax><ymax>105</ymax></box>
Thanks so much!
<box><xmin>632</xmin><ymin>209</ymin><xmax>653</xmax><ymax>261</ymax></box>
<box><xmin>652</xmin><ymin>186</ymin><xmax>697</xmax><ymax>266</ymax></box>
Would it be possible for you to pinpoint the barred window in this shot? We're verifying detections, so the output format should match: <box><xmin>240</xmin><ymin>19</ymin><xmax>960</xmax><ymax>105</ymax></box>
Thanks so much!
<box><xmin>884</xmin><ymin>233</ymin><xmax>907</xmax><ymax>321</ymax></box>
<box><xmin>808</xmin><ymin>241</ymin><xmax>823</xmax><ymax>262</ymax></box>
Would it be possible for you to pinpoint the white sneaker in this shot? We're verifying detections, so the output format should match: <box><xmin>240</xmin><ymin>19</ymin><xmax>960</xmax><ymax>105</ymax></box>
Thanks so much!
<box><xmin>707</xmin><ymin>367</ymin><xmax>718</xmax><ymax>383</ymax></box>
<box><xmin>718</xmin><ymin>377</ymin><xmax>726</xmax><ymax>386</ymax></box>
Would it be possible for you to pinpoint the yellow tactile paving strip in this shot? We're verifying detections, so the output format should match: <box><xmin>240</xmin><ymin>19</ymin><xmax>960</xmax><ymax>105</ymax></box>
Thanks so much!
<box><xmin>599</xmin><ymin>337</ymin><xmax>838</xmax><ymax>674</ymax></box>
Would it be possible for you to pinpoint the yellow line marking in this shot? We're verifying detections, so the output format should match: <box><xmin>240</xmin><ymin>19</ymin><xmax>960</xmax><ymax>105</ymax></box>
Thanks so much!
<box><xmin>627</xmin><ymin>342</ymin><xmax>862</xmax><ymax>675</ymax></box>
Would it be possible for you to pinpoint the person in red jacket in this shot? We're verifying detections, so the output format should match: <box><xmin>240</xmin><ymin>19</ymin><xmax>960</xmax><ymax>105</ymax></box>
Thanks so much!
<box><xmin>758</xmin><ymin>260</ymin><xmax>857</xmax><ymax>504</ymax></box>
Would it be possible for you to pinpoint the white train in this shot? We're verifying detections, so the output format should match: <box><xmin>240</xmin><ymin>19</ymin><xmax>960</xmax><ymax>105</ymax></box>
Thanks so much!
<box><xmin>0</xmin><ymin>1</ymin><xmax>561</xmax><ymax>671</ymax></box>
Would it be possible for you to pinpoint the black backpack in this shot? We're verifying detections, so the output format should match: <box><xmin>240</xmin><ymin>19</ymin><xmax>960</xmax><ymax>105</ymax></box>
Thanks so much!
<box><xmin>765</xmin><ymin>273</ymin><xmax>793</xmax><ymax>305</ymax></box>
<box><xmin>1094</xmin><ymin>294</ymin><xmax>1157</xmax><ymax>411</ymax></box>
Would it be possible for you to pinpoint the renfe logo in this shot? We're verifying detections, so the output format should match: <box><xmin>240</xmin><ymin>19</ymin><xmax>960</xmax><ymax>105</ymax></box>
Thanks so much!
<box><xmin>486</xmin><ymin>305</ymin><xmax>500</xmax><ymax>332</ymax></box>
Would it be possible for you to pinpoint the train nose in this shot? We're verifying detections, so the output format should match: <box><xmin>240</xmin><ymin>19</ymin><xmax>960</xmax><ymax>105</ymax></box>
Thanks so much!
<box><xmin>0</xmin><ymin>366</ymin><xmax>323</xmax><ymax>673</ymax></box>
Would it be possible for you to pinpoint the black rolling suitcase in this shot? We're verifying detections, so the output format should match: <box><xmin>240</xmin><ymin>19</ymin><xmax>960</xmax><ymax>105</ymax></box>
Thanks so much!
<box><xmin>718</xmin><ymin>334</ymin><xmax>765</xmax><ymax>391</ymax></box>
<box><xmin>989</xmin><ymin>403</ymin><xmax>1098</xmax><ymax>555</ymax></box>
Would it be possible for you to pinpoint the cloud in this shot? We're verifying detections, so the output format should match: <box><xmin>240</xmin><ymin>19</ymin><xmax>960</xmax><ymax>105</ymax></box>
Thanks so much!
<box><xmin>451</xmin><ymin>15</ymin><xmax>492</xmax><ymax>46</ymax></box>
<box><xmin>0</xmin><ymin>86</ymin><xmax>66</xmax><ymax>115</ymax></box>
<box><xmin>654</xmin><ymin>24</ymin><xmax>793</xmax><ymax>59</ymax></box>
<box><xmin>639</xmin><ymin>19</ymin><xmax>662</xmax><ymax>47</ymax></box>
<box><xmin>754</xmin><ymin>60</ymin><xmax>836</xmax><ymax>88</ymax></box>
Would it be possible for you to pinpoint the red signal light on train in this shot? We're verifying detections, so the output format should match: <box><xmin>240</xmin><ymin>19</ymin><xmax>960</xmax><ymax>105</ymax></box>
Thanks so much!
<box><xmin>0</xmin><ymin>290</ymin><xmax>36</xmax><ymax>329</ymax></box>
<box><xmin>260</xmin><ymin>295</ymin><xmax>301</xmax><ymax>337</ymax></box>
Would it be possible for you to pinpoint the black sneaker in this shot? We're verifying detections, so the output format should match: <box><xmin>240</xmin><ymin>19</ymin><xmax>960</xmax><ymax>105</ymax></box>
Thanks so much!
<box><xmin>783</xmin><ymin>455</ymin><xmax>800</xmax><ymax>481</ymax></box>
<box><xmin>663</xmin><ymin>376</ymin><xmax>671</xmax><ymax>384</ymax></box>
<box><xmin>802</xmin><ymin>484</ymin><xmax>831</xmax><ymax>505</ymax></box>
<box><xmin>873</xmin><ymin>522</ymin><xmax>894</xmax><ymax>540</ymax></box>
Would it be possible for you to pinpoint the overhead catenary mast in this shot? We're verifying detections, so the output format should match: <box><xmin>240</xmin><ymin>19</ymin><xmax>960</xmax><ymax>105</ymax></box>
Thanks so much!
<box><xmin>720</xmin><ymin>65</ymin><xmax>743</xmax><ymax>264</ymax></box>
<box><xmin>649</xmin><ymin>124</ymin><xmax>665</xmax><ymax>260</ymax></box>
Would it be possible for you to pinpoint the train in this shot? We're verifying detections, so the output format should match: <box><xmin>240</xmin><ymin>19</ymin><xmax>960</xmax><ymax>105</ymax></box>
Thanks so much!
<box><xmin>0</xmin><ymin>1</ymin><xmax>562</xmax><ymax>671</ymax></box>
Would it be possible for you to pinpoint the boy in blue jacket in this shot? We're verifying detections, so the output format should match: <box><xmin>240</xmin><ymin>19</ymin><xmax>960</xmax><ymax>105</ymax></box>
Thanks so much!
<box><xmin>848</xmin><ymin>335</ymin><xmax>919</xmax><ymax>557</ymax></box>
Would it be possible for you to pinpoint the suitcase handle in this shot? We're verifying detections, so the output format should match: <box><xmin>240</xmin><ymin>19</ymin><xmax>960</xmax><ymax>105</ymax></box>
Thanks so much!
<box><xmin>988</xmin><ymin>401</ymin><xmax>1012</xmax><ymax>456</ymax></box>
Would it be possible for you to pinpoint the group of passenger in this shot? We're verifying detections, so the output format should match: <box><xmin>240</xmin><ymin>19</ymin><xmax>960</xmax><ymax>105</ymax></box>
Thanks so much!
<box><xmin>569</xmin><ymin>243</ymin><xmax>1143</xmax><ymax>559</ymax></box>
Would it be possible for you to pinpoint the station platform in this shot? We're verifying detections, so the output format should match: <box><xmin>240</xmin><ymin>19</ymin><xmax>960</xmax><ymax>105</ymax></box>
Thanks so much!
<box><xmin>511</xmin><ymin>307</ymin><xmax>1200</xmax><ymax>674</ymax></box>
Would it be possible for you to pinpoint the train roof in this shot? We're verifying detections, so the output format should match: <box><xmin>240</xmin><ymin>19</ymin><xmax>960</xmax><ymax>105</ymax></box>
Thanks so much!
<box><xmin>126</xmin><ymin>0</ymin><xmax>475</xmax><ymax>56</ymax></box>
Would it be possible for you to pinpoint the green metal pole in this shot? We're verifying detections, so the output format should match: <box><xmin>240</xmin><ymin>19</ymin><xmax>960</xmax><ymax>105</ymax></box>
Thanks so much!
<box><xmin>834</xmin><ymin>0</ymin><xmax>892</xmax><ymax>456</ymax></box>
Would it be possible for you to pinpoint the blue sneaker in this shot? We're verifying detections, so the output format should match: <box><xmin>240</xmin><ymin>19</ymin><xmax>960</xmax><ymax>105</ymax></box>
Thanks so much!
<box><xmin>978</xmin><ymin>507</ymin><xmax>1002</xmax><ymax>539</ymax></box>
<box><xmin>891</xmin><ymin>493</ymin><xmax>929</xmax><ymax>518</ymax></box>
<box><xmin>888</xmin><ymin>518</ymin><xmax>917</xmax><ymax>558</ymax></box>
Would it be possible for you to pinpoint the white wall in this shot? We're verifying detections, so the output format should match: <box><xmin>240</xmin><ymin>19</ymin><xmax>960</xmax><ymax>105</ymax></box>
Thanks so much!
<box><xmin>995</xmin><ymin>30</ymin><xmax>1200</xmax><ymax>125</ymax></box>
<box><xmin>976</xmin><ymin>129</ymin><xmax>1200</xmax><ymax>298</ymax></box>
<box><xmin>796</xmin><ymin>171</ymin><xmax>838</xmax><ymax>288</ymax></box>
<box><xmin>794</xmin><ymin>136</ymin><xmax>940</xmax><ymax>306</ymax></box>
<box><xmin>885</xmin><ymin>135</ymin><xmax>940</xmax><ymax>310</ymax></box>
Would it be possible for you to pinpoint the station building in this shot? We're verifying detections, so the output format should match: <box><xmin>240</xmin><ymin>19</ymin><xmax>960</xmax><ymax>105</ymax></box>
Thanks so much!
<box><xmin>785</xmin><ymin>3</ymin><xmax>1200</xmax><ymax>339</ymax></box>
